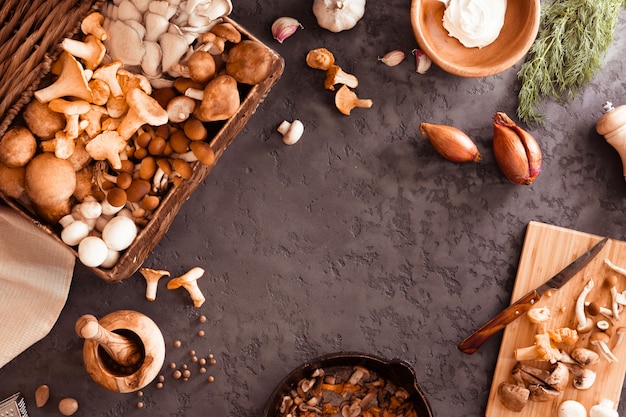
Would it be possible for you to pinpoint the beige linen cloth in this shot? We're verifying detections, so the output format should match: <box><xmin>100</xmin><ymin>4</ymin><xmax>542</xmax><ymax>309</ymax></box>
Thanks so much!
<box><xmin>0</xmin><ymin>204</ymin><xmax>75</xmax><ymax>368</ymax></box>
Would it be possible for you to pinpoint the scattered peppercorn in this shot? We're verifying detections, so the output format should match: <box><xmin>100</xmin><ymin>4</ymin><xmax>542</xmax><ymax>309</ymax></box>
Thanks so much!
<box><xmin>199</xmin><ymin>358</ymin><xmax>207</xmax><ymax>365</ymax></box>
<box><xmin>198</xmin><ymin>315</ymin><xmax>207</xmax><ymax>323</ymax></box>
<box><xmin>169</xmin><ymin>362</ymin><xmax>176</xmax><ymax>369</ymax></box>
<box><xmin>173</xmin><ymin>340</ymin><xmax>182</xmax><ymax>348</ymax></box>
<box><xmin>183</xmin><ymin>370</ymin><xmax>191</xmax><ymax>378</ymax></box>
<box><xmin>156</xmin><ymin>382</ymin><xmax>164</xmax><ymax>389</ymax></box>
<box><xmin>137</xmin><ymin>402</ymin><xmax>144</xmax><ymax>409</ymax></box>
<box><xmin>198</xmin><ymin>330</ymin><xmax>205</xmax><ymax>337</ymax></box>
<box><xmin>199</xmin><ymin>367</ymin><xmax>207</xmax><ymax>374</ymax></box>
<box><xmin>173</xmin><ymin>370</ymin><xmax>182</xmax><ymax>379</ymax></box>
<box><xmin>209</xmin><ymin>358</ymin><xmax>217</xmax><ymax>366</ymax></box>
<box><xmin>189</xmin><ymin>349</ymin><xmax>196</xmax><ymax>356</ymax></box>
<box><xmin>207</xmin><ymin>375</ymin><xmax>215</xmax><ymax>383</ymax></box>
<box><xmin>192</xmin><ymin>356</ymin><xmax>198</xmax><ymax>362</ymax></box>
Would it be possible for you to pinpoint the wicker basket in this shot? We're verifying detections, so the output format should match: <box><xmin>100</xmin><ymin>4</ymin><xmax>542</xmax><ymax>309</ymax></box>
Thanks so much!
<box><xmin>0</xmin><ymin>2</ymin><xmax>284</xmax><ymax>282</ymax></box>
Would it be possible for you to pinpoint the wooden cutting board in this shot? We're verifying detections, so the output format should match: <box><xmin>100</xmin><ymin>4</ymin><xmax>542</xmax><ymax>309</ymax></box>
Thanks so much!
<box><xmin>485</xmin><ymin>221</ymin><xmax>626</xmax><ymax>417</ymax></box>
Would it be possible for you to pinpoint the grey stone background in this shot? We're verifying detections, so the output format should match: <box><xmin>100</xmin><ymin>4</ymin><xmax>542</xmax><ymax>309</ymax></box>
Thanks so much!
<box><xmin>1</xmin><ymin>1</ymin><xmax>625</xmax><ymax>416</ymax></box>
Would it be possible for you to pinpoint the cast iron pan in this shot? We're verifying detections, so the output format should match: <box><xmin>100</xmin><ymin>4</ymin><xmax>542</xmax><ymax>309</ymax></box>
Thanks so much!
<box><xmin>262</xmin><ymin>351</ymin><xmax>433</xmax><ymax>417</ymax></box>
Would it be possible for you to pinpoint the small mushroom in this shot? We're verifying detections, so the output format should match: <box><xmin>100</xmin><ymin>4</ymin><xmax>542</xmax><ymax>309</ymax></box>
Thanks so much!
<box><xmin>85</xmin><ymin>130</ymin><xmax>127</xmax><ymax>170</ymax></box>
<box><xmin>167</xmin><ymin>267</ymin><xmax>206</xmax><ymax>307</ymax></box>
<box><xmin>562</xmin><ymin>362</ymin><xmax>597</xmax><ymax>389</ymax></box>
<box><xmin>48</xmin><ymin>98</ymin><xmax>92</xmax><ymax>139</ymax></box>
<box><xmin>0</xmin><ymin>126</ymin><xmax>37</xmax><ymax>167</ymax></box>
<box><xmin>306</xmin><ymin>47</ymin><xmax>335</xmax><ymax>70</ymax></box>
<box><xmin>81</xmin><ymin>12</ymin><xmax>108</xmax><ymax>40</ymax></box>
<box><xmin>614</xmin><ymin>326</ymin><xmax>626</xmax><ymax>349</ymax></box>
<box><xmin>61</xmin><ymin>34</ymin><xmax>106</xmax><ymax>70</ymax></box>
<box><xmin>22</xmin><ymin>99</ymin><xmax>66</xmax><ymax>140</ymax></box>
<box><xmin>101</xmin><ymin>215</ymin><xmax>138</xmax><ymax>251</ymax></box>
<box><xmin>140</xmin><ymin>268</ymin><xmax>171</xmax><ymax>301</ymax></box>
<box><xmin>324</xmin><ymin>64</ymin><xmax>358</xmax><ymax>91</ymax></box>
<box><xmin>78</xmin><ymin>235</ymin><xmax>109</xmax><ymax>267</ymax></box>
<box><xmin>117</xmin><ymin>87</ymin><xmax>169</xmax><ymax>140</ymax></box>
<box><xmin>590</xmin><ymin>332</ymin><xmax>618</xmax><ymax>363</ymax></box>
<box><xmin>334</xmin><ymin>85</ymin><xmax>373</xmax><ymax>116</ymax></box>
<box><xmin>167</xmin><ymin>95</ymin><xmax>197</xmax><ymax>123</ymax></box>
<box><xmin>590</xmin><ymin>399</ymin><xmax>619</xmax><ymax>417</ymax></box>
<box><xmin>277</xmin><ymin>120</ymin><xmax>304</xmax><ymax>145</ymax></box>
<box><xmin>605</xmin><ymin>275</ymin><xmax>620</xmax><ymax>320</ymax></box>
<box><xmin>348</xmin><ymin>365</ymin><xmax>370</xmax><ymax>385</ymax></box>
<box><xmin>210</xmin><ymin>22</ymin><xmax>241</xmax><ymax>44</ymax></box>
<box><xmin>92</xmin><ymin>61</ymin><xmax>124</xmax><ymax>97</ymax></box>
<box><xmin>570</xmin><ymin>347</ymin><xmax>600</xmax><ymax>366</ymax></box>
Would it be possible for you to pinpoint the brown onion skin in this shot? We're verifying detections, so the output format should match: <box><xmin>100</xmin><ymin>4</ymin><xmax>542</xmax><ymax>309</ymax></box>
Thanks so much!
<box><xmin>493</xmin><ymin>112</ymin><xmax>542</xmax><ymax>185</ymax></box>
<box><xmin>419</xmin><ymin>122</ymin><xmax>481</xmax><ymax>162</ymax></box>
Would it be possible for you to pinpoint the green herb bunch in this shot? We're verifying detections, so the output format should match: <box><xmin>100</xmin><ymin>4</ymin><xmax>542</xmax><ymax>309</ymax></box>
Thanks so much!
<box><xmin>517</xmin><ymin>0</ymin><xmax>625</xmax><ymax>126</ymax></box>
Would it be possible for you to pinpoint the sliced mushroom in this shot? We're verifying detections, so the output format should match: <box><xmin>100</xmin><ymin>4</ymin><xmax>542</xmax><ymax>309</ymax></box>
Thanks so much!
<box><xmin>498</xmin><ymin>382</ymin><xmax>530</xmax><ymax>412</ymax></box>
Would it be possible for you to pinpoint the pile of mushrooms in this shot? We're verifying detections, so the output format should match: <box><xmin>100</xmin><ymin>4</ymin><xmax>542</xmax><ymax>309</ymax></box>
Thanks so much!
<box><xmin>279</xmin><ymin>365</ymin><xmax>418</xmax><ymax>417</ymax></box>
<box><xmin>498</xmin><ymin>263</ymin><xmax>626</xmax><ymax>413</ymax></box>
<box><xmin>0</xmin><ymin>5</ymin><xmax>275</xmax><ymax>269</ymax></box>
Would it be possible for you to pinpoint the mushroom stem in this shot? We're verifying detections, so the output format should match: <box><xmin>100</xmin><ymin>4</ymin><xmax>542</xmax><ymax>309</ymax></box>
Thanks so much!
<box><xmin>576</xmin><ymin>280</ymin><xmax>595</xmax><ymax>333</ymax></box>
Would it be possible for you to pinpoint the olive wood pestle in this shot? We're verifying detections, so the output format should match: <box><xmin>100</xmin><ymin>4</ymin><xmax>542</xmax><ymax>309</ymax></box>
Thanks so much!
<box><xmin>75</xmin><ymin>314</ymin><xmax>143</xmax><ymax>367</ymax></box>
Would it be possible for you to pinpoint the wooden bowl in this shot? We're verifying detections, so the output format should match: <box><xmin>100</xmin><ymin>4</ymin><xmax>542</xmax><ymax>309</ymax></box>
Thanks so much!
<box><xmin>410</xmin><ymin>0</ymin><xmax>540</xmax><ymax>77</ymax></box>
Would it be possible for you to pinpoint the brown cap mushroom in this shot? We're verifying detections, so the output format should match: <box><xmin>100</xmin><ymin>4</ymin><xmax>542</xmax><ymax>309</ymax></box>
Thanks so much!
<box><xmin>210</xmin><ymin>22</ymin><xmax>241</xmax><ymax>43</ymax></box>
<box><xmin>22</xmin><ymin>99</ymin><xmax>66</xmax><ymax>140</ymax></box>
<box><xmin>334</xmin><ymin>85</ymin><xmax>373</xmax><ymax>115</ymax></box>
<box><xmin>497</xmin><ymin>382</ymin><xmax>529</xmax><ymax>412</ymax></box>
<box><xmin>189</xmin><ymin>74</ymin><xmax>240</xmax><ymax>122</ymax></box>
<box><xmin>167</xmin><ymin>267</ymin><xmax>206</xmax><ymax>307</ymax></box>
<box><xmin>186</xmin><ymin>50</ymin><xmax>216</xmax><ymax>84</ymax></box>
<box><xmin>25</xmin><ymin>153</ymin><xmax>76</xmax><ymax>223</ymax></box>
<box><xmin>0</xmin><ymin>126</ymin><xmax>37</xmax><ymax>167</ymax></box>
<box><xmin>117</xmin><ymin>87</ymin><xmax>169</xmax><ymax>140</ymax></box>
<box><xmin>0</xmin><ymin>162</ymin><xmax>26</xmax><ymax>199</ymax></box>
<box><xmin>166</xmin><ymin>95</ymin><xmax>197</xmax><ymax>123</ymax></box>
<box><xmin>225</xmin><ymin>40</ymin><xmax>274</xmax><ymax>85</ymax></box>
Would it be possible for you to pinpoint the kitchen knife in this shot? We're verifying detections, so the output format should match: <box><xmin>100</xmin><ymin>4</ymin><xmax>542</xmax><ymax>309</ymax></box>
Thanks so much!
<box><xmin>458</xmin><ymin>236</ymin><xmax>608</xmax><ymax>354</ymax></box>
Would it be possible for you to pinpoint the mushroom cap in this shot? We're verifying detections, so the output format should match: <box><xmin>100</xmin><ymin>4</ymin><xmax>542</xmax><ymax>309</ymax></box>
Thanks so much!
<box><xmin>497</xmin><ymin>382</ymin><xmax>529</xmax><ymax>412</ymax></box>
<box><xmin>558</xmin><ymin>400</ymin><xmax>587</xmax><ymax>417</ymax></box>
<box><xmin>23</xmin><ymin>99</ymin><xmax>66</xmax><ymax>139</ymax></box>
<box><xmin>78</xmin><ymin>236</ymin><xmax>109</xmax><ymax>267</ymax></box>
<box><xmin>225</xmin><ymin>40</ymin><xmax>274</xmax><ymax>85</ymax></box>
<box><xmin>187</xmin><ymin>50</ymin><xmax>216</xmax><ymax>83</ymax></box>
<box><xmin>0</xmin><ymin>162</ymin><xmax>26</xmax><ymax>199</ymax></box>
<box><xmin>25</xmin><ymin>153</ymin><xmax>76</xmax><ymax>207</ymax></box>
<box><xmin>102</xmin><ymin>215</ymin><xmax>138</xmax><ymax>251</ymax></box>
<box><xmin>0</xmin><ymin>126</ymin><xmax>37</xmax><ymax>168</ymax></box>
<box><xmin>193</xmin><ymin>74</ymin><xmax>240</xmax><ymax>122</ymax></box>
<box><xmin>167</xmin><ymin>266</ymin><xmax>205</xmax><ymax>289</ymax></box>
<box><xmin>210</xmin><ymin>22</ymin><xmax>241</xmax><ymax>43</ymax></box>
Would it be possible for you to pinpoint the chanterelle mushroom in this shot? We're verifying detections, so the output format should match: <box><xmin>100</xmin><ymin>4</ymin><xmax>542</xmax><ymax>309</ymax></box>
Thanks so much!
<box><xmin>117</xmin><ymin>87</ymin><xmax>169</xmax><ymax>140</ymax></box>
<box><xmin>335</xmin><ymin>85</ymin><xmax>373</xmax><ymax>116</ymax></box>
<box><xmin>140</xmin><ymin>268</ymin><xmax>170</xmax><ymax>301</ymax></box>
<box><xmin>85</xmin><ymin>130</ymin><xmax>127</xmax><ymax>170</ymax></box>
<box><xmin>34</xmin><ymin>52</ymin><xmax>92</xmax><ymax>103</ymax></box>
<box><xmin>167</xmin><ymin>267</ymin><xmax>206</xmax><ymax>307</ymax></box>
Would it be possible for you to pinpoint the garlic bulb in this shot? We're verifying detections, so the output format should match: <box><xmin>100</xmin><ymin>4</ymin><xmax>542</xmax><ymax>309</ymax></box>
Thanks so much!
<box><xmin>312</xmin><ymin>0</ymin><xmax>366</xmax><ymax>33</ymax></box>
<box><xmin>493</xmin><ymin>112</ymin><xmax>542</xmax><ymax>185</ymax></box>
<box><xmin>419</xmin><ymin>123</ymin><xmax>481</xmax><ymax>162</ymax></box>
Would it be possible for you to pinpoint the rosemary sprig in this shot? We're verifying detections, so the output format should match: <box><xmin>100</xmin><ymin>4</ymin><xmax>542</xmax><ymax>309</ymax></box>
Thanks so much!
<box><xmin>517</xmin><ymin>0</ymin><xmax>625</xmax><ymax>126</ymax></box>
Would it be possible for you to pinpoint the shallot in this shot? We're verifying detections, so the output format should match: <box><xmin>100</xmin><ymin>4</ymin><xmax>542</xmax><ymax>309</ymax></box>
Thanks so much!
<box><xmin>419</xmin><ymin>122</ymin><xmax>481</xmax><ymax>162</ymax></box>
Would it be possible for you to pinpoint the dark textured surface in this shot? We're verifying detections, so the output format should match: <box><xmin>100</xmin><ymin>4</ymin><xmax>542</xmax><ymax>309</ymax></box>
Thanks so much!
<box><xmin>1</xmin><ymin>1</ymin><xmax>626</xmax><ymax>416</ymax></box>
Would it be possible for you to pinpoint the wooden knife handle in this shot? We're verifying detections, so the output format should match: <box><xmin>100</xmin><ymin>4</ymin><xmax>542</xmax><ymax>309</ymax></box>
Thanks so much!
<box><xmin>458</xmin><ymin>289</ymin><xmax>541</xmax><ymax>354</ymax></box>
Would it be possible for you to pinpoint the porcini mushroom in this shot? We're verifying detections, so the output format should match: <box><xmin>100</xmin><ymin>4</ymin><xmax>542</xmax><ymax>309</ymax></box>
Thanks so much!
<box><xmin>117</xmin><ymin>87</ymin><xmax>169</xmax><ymax>140</ymax></box>
<box><xmin>225</xmin><ymin>40</ymin><xmax>274</xmax><ymax>85</ymax></box>
<box><xmin>140</xmin><ymin>268</ymin><xmax>171</xmax><ymax>301</ymax></box>
<box><xmin>34</xmin><ymin>52</ymin><xmax>92</xmax><ymax>103</ymax></box>
<box><xmin>186</xmin><ymin>50</ymin><xmax>216</xmax><ymax>83</ymax></box>
<box><xmin>167</xmin><ymin>267</ymin><xmax>206</xmax><ymax>307</ymax></box>
<box><xmin>334</xmin><ymin>85</ymin><xmax>372</xmax><ymax>116</ymax></box>
<box><xmin>188</xmin><ymin>74</ymin><xmax>240</xmax><ymax>122</ymax></box>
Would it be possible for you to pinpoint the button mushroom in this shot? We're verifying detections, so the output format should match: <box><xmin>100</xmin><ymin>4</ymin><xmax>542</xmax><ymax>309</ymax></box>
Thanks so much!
<box><xmin>497</xmin><ymin>381</ymin><xmax>530</xmax><ymax>412</ymax></box>
<box><xmin>558</xmin><ymin>400</ymin><xmax>587</xmax><ymax>417</ymax></box>
<box><xmin>167</xmin><ymin>267</ymin><xmax>206</xmax><ymax>307</ymax></box>
<box><xmin>25</xmin><ymin>153</ymin><xmax>76</xmax><ymax>223</ymax></box>
<box><xmin>0</xmin><ymin>126</ymin><xmax>37</xmax><ymax>168</ymax></box>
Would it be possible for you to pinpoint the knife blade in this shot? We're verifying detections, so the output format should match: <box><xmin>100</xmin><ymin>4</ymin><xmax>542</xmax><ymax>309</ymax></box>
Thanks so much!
<box><xmin>458</xmin><ymin>236</ymin><xmax>608</xmax><ymax>354</ymax></box>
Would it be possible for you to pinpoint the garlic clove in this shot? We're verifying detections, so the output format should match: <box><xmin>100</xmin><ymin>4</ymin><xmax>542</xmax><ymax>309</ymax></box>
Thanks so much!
<box><xmin>419</xmin><ymin>123</ymin><xmax>481</xmax><ymax>162</ymax></box>
<box><xmin>378</xmin><ymin>50</ymin><xmax>405</xmax><ymax>67</ymax></box>
<box><xmin>493</xmin><ymin>112</ymin><xmax>542</xmax><ymax>185</ymax></box>
<box><xmin>412</xmin><ymin>49</ymin><xmax>432</xmax><ymax>74</ymax></box>
<box><xmin>271</xmin><ymin>17</ymin><xmax>303</xmax><ymax>43</ymax></box>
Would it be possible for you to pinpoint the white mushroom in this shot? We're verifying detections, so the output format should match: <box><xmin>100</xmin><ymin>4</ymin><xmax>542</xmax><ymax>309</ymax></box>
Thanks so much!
<box><xmin>277</xmin><ymin>120</ymin><xmax>304</xmax><ymax>145</ymax></box>
<box><xmin>558</xmin><ymin>400</ymin><xmax>587</xmax><ymax>417</ymax></box>
<box><xmin>590</xmin><ymin>399</ymin><xmax>618</xmax><ymax>417</ymax></box>
<box><xmin>78</xmin><ymin>236</ymin><xmax>109</xmax><ymax>267</ymax></box>
<box><xmin>101</xmin><ymin>215</ymin><xmax>138</xmax><ymax>251</ymax></box>
<box><xmin>576</xmin><ymin>280</ymin><xmax>595</xmax><ymax>333</ymax></box>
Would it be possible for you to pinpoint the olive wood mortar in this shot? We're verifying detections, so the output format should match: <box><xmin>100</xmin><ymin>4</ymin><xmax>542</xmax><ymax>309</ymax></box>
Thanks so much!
<box><xmin>76</xmin><ymin>310</ymin><xmax>165</xmax><ymax>393</ymax></box>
